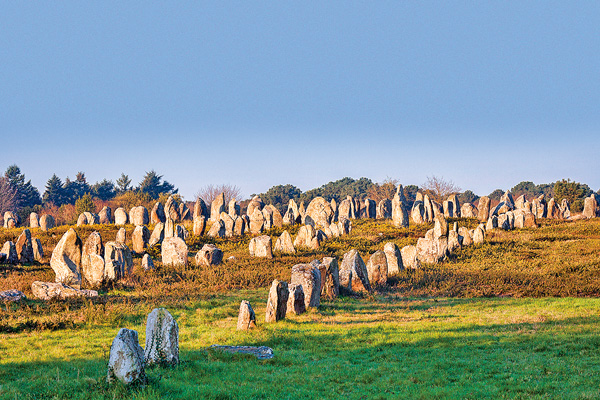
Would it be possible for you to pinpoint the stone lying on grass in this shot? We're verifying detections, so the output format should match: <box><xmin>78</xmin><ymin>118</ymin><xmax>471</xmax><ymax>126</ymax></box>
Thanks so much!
<box><xmin>209</xmin><ymin>345</ymin><xmax>274</xmax><ymax>360</ymax></box>
<box><xmin>107</xmin><ymin>328</ymin><xmax>147</xmax><ymax>385</ymax></box>
<box><xmin>145</xmin><ymin>308</ymin><xmax>179</xmax><ymax>366</ymax></box>
<box><xmin>0</xmin><ymin>289</ymin><xmax>26</xmax><ymax>302</ymax></box>
<box><xmin>31</xmin><ymin>281</ymin><xmax>98</xmax><ymax>300</ymax></box>
<box><xmin>237</xmin><ymin>300</ymin><xmax>257</xmax><ymax>330</ymax></box>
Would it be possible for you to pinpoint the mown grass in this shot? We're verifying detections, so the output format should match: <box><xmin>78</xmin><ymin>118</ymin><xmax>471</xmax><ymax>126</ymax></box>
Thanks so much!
<box><xmin>1</xmin><ymin>218</ymin><xmax>600</xmax><ymax>398</ymax></box>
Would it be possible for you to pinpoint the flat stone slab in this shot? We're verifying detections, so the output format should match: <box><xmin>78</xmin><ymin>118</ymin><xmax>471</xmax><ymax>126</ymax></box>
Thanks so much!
<box><xmin>0</xmin><ymin>289</ymin><xmax>26</xmax><ymax>302</ymax></box>
<box><xmin>209</xmin><ymin>345</ymin><xmax>274</xmax><ymax>360</ymax></box>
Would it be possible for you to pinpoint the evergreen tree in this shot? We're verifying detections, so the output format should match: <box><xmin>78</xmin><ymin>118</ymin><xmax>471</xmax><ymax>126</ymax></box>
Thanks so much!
<box><xmin>554</xmin><ymin>179</ymin><xmax>592</xmax><ymax>212</ymax></box>
<box><xmin>260</xmin><ymin>184</ymin><xmax>302</xmax><ymax>211</ymax></box>
<box><xmin>43</xmin><ymin>174</ymin><xmax>66</xmax><ymax>206</ymax></box>
<box><xmin>116</xmin><ymin>173</ymin><xmax>132</xmax><ymax>194</ymax></box>
<box><xmin>91</xmin><ymin>179</ymin><xmax>116</xmax><ymax>201</ymax></box>
<box><xmin>138</xmin><ymin>170</ymin><xmax>177</xmax><ymax>199</ymax></box>
<box><xmin>75</xmin><ymin>193</ymin><xmax>96</xmax><ymax>215</ymax></box>
<box><xmin>4</xmin><ymin>165</ymin><xmax>42</xmax><ymax>208</ymax></box>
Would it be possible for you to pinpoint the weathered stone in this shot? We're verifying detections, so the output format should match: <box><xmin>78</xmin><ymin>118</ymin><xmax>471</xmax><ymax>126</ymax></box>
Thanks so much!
<box><xmin>286</xmin><ymin>284</ymin><xmax>306</xmax><ymax>316</ymax></box>
<box><xmin>31</xmin><ymin>281</ymin><xmax>98</xmax><ymax>300</ymax></box>
<box><xmin>337</xmin><ymin>199</ymin><xmax>353</xmax><ymax>220</ymax></box>
<box><xmin>433</xmin><ymin>214</ymin><xmax>449</xmax><ymax>239</ymax></box>
<box><xmin>227</xmin><ymin>199</ymin><xmax>240</xmax><ymax>218</ymax></box>
<box><xmin>3</xmin><ymin>211</ymin><xmax>18</xmax><ymax>228</ymax></box>
<box><xmin>175</xmin><ymin>224</ymin><xmax>188</xmax><ymax>241</ymax></box>
<box><xmin>531</xmin><ymin>196</ymin><xmax>547</xmax><ymax>219</ymax></box>
<box><xmin>249</xmin><ymin>208</ymin><xmax>265</xmax><ymax>234</ymax></box>
<box><xmin>262</xmin><ymin>207</ymin><xmax>274</xmax><ymax>230</ymax></box>
<box><xmin>32</xmin><ymin>238</ymin><xmax>43</xmax><ymax>262</ymax></box>
<box><xmin>267</xmin><ymin>205</ymin><xmax>283</xmax><ymax>228</ymax></box>
<box><xmin>443</xmin><ymin>201</ymin><xmax>454</xmax><ymax>218</ymax></box>
<box><xmin>1</xmin><ymin>241</ymin><xmax>17</xmax><ymax>264</ymax></box>
<box><xmin>149</xmin><ymin>223</ymin><xmax>164</xmax><ymax>246</ymax></box>
<box><xmin>233</xmin><ymin>216</ymin><xmax>246</xmax><ymax>236</ymax></box>
<box><xmin>81</xmin><ymin>232</ymin><xmax>104</xmax><ymax>287</ymax></box>
<box><xmin>50</xmin><ymin>228</ymin><xmax>82</xmax><ymax>287</ymax></box>
<box><xmin>237</xmin><ymin>301</ymin><xmax>257</xmax><ymax>330</ymax></box>
<box><xmin>524</xmin><ymin>212</ymin><xmax>538</xmax><ymax>227</ymax></box>
<box><xmin>209</xmin><ymin>345</ymin><xmax>274</xmax><ymax>360</ymax></box>
<box><xmin>104</xmin><ymin>241</ymin><xmax>131</xmax><ymax>281</ymax></box>
<box><xmin>132</xmin><ymin>225</ymin><xmax>150</xmax><ymax>254</ymax></box>
<box><xmin>15</xmin><ymin>228</ymin><xmax>34</xmax><ymax>264</ymax></box>
<box><xmin>164</xmin><ymin>196</ymin><xmax>180</xmax><ymax>222</ymax></box>
<box><xmin>329</xmin><ymin>222</ymin><xmax>341</xmax><ymax>237</ymax></box>
<box><xmin>292</xmin><ymin>225</ymin><xmax>315</xmax><ymax>249</ymax></box>
<box><xmin>383</xmin><ymin>242</ymin><xmax>402</xmax><ymax>274</ymax></box>
<box><xmin>142</xmin><ymin>254</ymin><xmax>154</xmax><ymax>270</ymax></box>
<box><xmin>220</xmin><ymin>212</ymin><xmax>235</xmax><ymax>237</ymax></box>
<box><xmin>583</xmin><ymin>195</ymin><xmax>598</xmax><ymax>219</ymax></box>
<box><xmin>416</xmin><ymin>236</ymin><xmax>448</xmax><ymax>264</ymax></box>
<box><xmin>449</xmin><ymin>194</ymin><xmax>461</xmax><ymax>217</ymax></box>
<box><xmin>320</xmin><ymin>257</ymin><xmax>339</xmax><ymax>299</ymax></box>
<box><xmin>560</xmin><ymin>199</ymin><xmax>571</xmax><ymax>219</ymax></box>
<box><xmin>305</xmin><ymin>197</ymin><xmax>335</xmax><ymax>227</ymax></box>
<box><xmin>477</xmin><ymin>197</ymin><xmax>491</xmax><ymax>222</ymax></box>
<box><xmin>285</xmin><ymin>199</ymin><xmax>300</xmax><ymax>223</ymax></box>
<box><xmin>193</xmin><ymin>197</ymin><xmax>208</xmax><ymax>219</ymax></box>
<box><xmin>193</xmin><ymin>216</ymin><xmax>206</xmax><ymax>236</ymax></box>
<box><xmin>498</xmin><ymin>214</ymin><xmax>510</xmax><ymax>230</ymax></box>
<box><xmin>486</xmin><ymin>215</ymin><xmax>498</xmax><ymax>231</ymax></box>
<box><xmin>247</xmin><ymin>196</ymin><xmax>264</xmax><ymax>218</ymax></box>
<box><xmin>39</xmin><ymin>214</ymin><xmax>55</xmax><ymax>231</ymax></box>
<box><xmin>274</xmin><ymin>231</ymin><xmax>295</xmax><ymax>254</ymax></box>
<box><xmin>210</xmin><ymin>193</ymin><xmax>225</xmax><ymax>222</ymax></box>
<box><xmin>265</xmin><ymin>280</ymin><xmax>288</xmax><ymax>323</ymax></box>
<box><xmin>161</xmin><ymin>237</ymin><xmax>188</xmax><ymax>266</ymax></box>
<box><xmin>207</xmin><ymin>219</ymin><xmax>225</xmax><ymax>238</ymax></box>
<box><xmin>338</xmin><ymin>217</ymin><xmax>351</xmax><ymax>235</ymax></box>
<box><xmin>376</xmin><ymin>199</ymin><xmax>392</xmax><ymax>219</ymax></box>
<box><xmin>339</xmin><ymin>249</ymin><xmax>371</xmax><ymax>292</ymax></box>
<box><xmin>85</xmin><ymin>212</ymin><xmax>100</xmax><ymax>225</ymax></box>
<box><xmin>107</xmin><ymin>328</ymin><xmax>146</xmax><ymax>385</ymax></box>
<box><xmin>447</xmin><ymin>230</ymin><xmax>461</xmax><ymax>252</ymax></box>
<box><xmin>114</xmin><ymin>207</ymin><xmax>128</xmax><ymax>225</ymax></box>
<box><xmin>0</xmin><ymin>289</ymin><xmax>26</xmax><ymax>302</ymax></box>
<box><xmin>411</xmin><ymin>202</ymin><xmax>425</xmax><ymax>224</ymax></box>
<box><xmin>460</xmin><ymin>203</ymin><xmax>478</xmax><ymax>218</ymax></box>
<box><xmin>195</xmin><ymin>244</ymin><xmax>223</xmax><ymax>266</ymax></box>
<box><xmin>391</xmin><ymin>185</ymin><xmax>410</xmax><ymax>227</ymax></box>
<box><xmin>249</xmin><ymin>235</ymin><xmax>273</xmax><ymax>258</ymax></box>
<box><xmin>366</xmin><ymin>250</ymin><xmax>388</xmax><ymax>285</ymax></box>
<box><xmin>458</xmin><ymin>227</ymin><xmax>473</xmax><ymax>246</ymax></box>
<box><xmin>115</xmin><ymin>227</ymin><xmax>126</xmax><ymax>244</ymax></box>
<box><xmin>29</xmin><ymin>212</ymin><xmax>40</xmax><ymax>228</ymax></box>
<box><xmin>179</xmin><ymin>203</ymin><xmax>192</xmax><ymax>221</ymax></box>
<box><xmin>129</xmin><ymin>206</ymin><xmax>149</xmax><ymax>226</ymax></box>
<box><xmin>291</xmin><ymin>263</ymin><xmax>321</xmax><ymax>308</ymax></box>
<box><xmin>77</xmin><ymin>213</ymin><xmax>88</xmax><ymax>226</ymax></box>
<box><xmin>473</xmin><ymin>226</ymin><xmax>485</xmax><ymax>244</ymax></box>
<box><xmin>364</xmin><ymin>198</ymin><xmax>376</xmax><ymax>219</ymax></box>
<box><xmin>145</xmin><ymin>308</ymin><xmax>179</xmax><ymax>366</ymax></box>
<box><xmin>99</xmin><ymin>206</ymin><xmax>112</xmax><ymax>224</ymax></box>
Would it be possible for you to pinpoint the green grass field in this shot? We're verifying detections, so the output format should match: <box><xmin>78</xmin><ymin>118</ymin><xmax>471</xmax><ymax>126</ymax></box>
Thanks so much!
<box><xmin>1</xmin><ymin>218</ymin><xmax>600</xmax><ymax>399</ymax></box>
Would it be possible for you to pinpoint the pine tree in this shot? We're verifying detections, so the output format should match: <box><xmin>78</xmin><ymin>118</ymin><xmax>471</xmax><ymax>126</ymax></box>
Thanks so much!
<box><xmin>92</xmin><ymin>179</ymin><xmax>116</xmax><ymax>201</ymax></box>
<box><xmin>43</xmin><ymin>174</ymin><xmax>66</xmax><ymax>206</ymax></box>
<box><xmin>116</xmin><ymin>173</ymin><xmax>132</xmax><ymax>194</ymax></box>
<box><xmin>139</xmin><ymin>170</ymin><xmax>177</xmax><ymax>199</ymax></box>
<box><xmin>4</xmin><ymin>165</ymin><xmax>42</xmax><ymax>208</ymax></box>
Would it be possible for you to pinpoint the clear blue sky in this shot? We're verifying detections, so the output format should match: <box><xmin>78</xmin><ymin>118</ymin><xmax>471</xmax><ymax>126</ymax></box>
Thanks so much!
<box><xmin>2</xmin><ymin>1</ymin><xmax>599</xmax><ymax>199</ymax></box>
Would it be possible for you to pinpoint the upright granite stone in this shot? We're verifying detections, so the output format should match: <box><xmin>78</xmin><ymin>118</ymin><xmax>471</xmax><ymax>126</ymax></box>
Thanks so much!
<box><xmin>458</xmin><ymin>226</ymin><xmax>473</xmax><ymax>246</ymax></box>
<box><xmin>220</xmin><ymin>212</ymin><xmax>235</xmax><ymax>237</ymax></box>
<box><xmin>274</xmin><ymin>231</ymin><xmax>295</xmax><ymax>254</ymax></box>
<box><xmin>320</xmin><ymin>257</ymin><xmax>339</xmax><ymax>299</ymax></box>
<box><xmin>32</xmin><ymin>238</ymin><xmax>43</xmax><ymax>262</ymax></box>
<box><xmin>129</xmin><ymin>206</ymin><xmax>149</xmax><ymax>226</ymax></box>
<box><xmin>179</xmin><ymin>203</ymin><xmax>191</xmax><ymax>221</ymax></box>
<box><xmin>1</xmin><ymin>241</ymin><xmax>17</xmax><ymax>264</ymax></box>
<box><xmin>149</xmin><ymin>222</ymin><xmax>164</xmax><ymax>246</ymax></box>
<box><xmin>249</xmin><ymin>235</ymin><xmax>273</xmax><ymax>258</ymax></box>
<box><xmin>383</xmin><ymin>242</ymin><xmax>402</xmax><ymax>274</ymax></box>
<box><xmin>249</xmin><ymin>208</ymin><xmax>265</xmax><ymax>234</ymax></box>
<box><xmin>473</xmin><ymin>226</ymin><xmax>485</xmax><ymax>244</ymax></box>
<box><xmin>39</xmin><ymin>214</ymin><xmax>55</xmax><ymax>231</ymax></box>
<box><xmin>477</xmin><ymin>196</ymin><xmax>491</xmax><ymax>222</ymax></box>
<box><xmin>448</xmin><ymin>230</ymin><xmax>461</xmax><ymax>252</ymax></box>
<box><xmin>246</xmin><ymin>196</ymin><xmax>264</xmax><ymax>218</ymax></box>
<box><xmin>29</xmin><ymin>212</ymin><xmax>40</xmax><ymax>228</ymax></box>
<box><xmin>107</xmin><ymin>328</ymin><xmax>146</xmax><ymax>385</ymax></box>
<box><xmin>366</xmin><ymin>250</ymin><xmax>388</xmax><ymax>285</ymax></box>
<box><xmin>364</xmin><ymin>198</ymin><xmax>376</xmax><ymax>219</ymax></box>
<box><xmin>195</xmin><ymin>244</ymin><xmax>223</xmax><ymax>266</ymax></box>
<box><xmin>99</xmin><ymin>206</ymin><xmax>113</xmax><ymax>224</ymax></box>
<box><xmin>291</xmin><ymin>263</ymin><xmax>321</xmax><ymax>309</ymax></box>
<box><xmin>164</xmin><ymin>195</ymin><xmax>180</xmax><ymax>222</ymax></box>
<box><xmin>377</xmin><ymin>199</ymin><xmax>392</xmax><ymax>219</ymax></box>
<box><xmin>416</xmin><ymin>235</ymin><xmax>448</xmax><ymax>264</ymax></box>
<box><xmin>15</xmin><ymin>228</ymin><xmax>34</xmax><ymax>264</ymax></box>
<box><xmin>193</xmin><ymin>197</ymin><xmax>208</xmax><ymax>219</ymax></box>
<box><xmin>210</xmin><ymin>193</ymin><xmax>225</xmax><ymax>222</ymax></box>
<box><xmin>286</xmin><ymin>284</ymin><xmax>306</xmax><ymax>316</ymax></box>
<box><xmin>132</xmin><ymin>225</ymin><xmax>150</xmax><ymax>254</ymax></box>
<box><xmin>114</xmin><ymin>208</ymin><xmax>128</xmax><ymax>225</ymax></box>
<box><xmin>237</xmin><ymin>301</ymin><xmax>257</xmax><ymax>330</ymax></box>
<box><xmin>142</xmin><ymin>253</ymin><xmax>154</xmax><ymax>270</ymax></box>
<box><xmin>145</xmin><ymin>308</ymin><xmax>179</xmax><ymax>366</ymax></box>
<box><xmin>81</xmin><ymin>231</ymin><xmax>104</xmax><ymax>287</ymax></box>
<box><xmin>583</xmin><ymin>195</ymin><xmax>598</xmax><ymax>219</ymax></box>
<box><xmin>233</xmin><ymin>216</ymin><xmax>246</xmax><ymax>236</ymax></box>
<box><xmin>305</xmin><ymin>197</ymin><xmax>334</xmax><ymax>227</ymax></box>
<box><xmin>116</xmin><ymin>227</ymin><xmax>126</xmax><ymax>244</ymax></box>
<box><xmin>392</xmin><ymin>185</ymin><xmax>410</xmax><ymax>227</ymax></box>
<box><xmin>50</xmin><ymin>228</ymin><xmax>82</xmax><ymax>287</ymax></box>
<box><xmin>460</xmin><ymin>203</ymin><xmax>478</xmax><ymax>218</ymax></box>
<box><xmin>339</xmin><ymin>249</ymin><xmax>371</xmax><ymax>292</ymax></box>
<box><xmin>193</xmin><ymin>215</ymin><xmax>206</xmax><ymax>236</ymax></box>
<box><xmin>433</xmin><ymin>214</ymin><xmax>449</xmax><ymax>239</ymax></box>
<box><xmin>265</xmin><ymin>280</ymin><xmax>288</xmax><ymax>323</ymax></box>
<box><xmin>161</xmin><ymin>237</ymin><xmax>188</xmax><ymax>266</ymax></box>
<box><xmin>228</xmin><ymin>199</ymin><xmax>240</xmax><ymax>218</ymax></box>
<box><xmin>207</xmin><ymin>219</ymin><xmax>225</xmax><ymax>238</ymax></box>
<box><xmin>104</xmin><ymin>241</ymin><xmax>131</xmax><ymax>281</ymax></box>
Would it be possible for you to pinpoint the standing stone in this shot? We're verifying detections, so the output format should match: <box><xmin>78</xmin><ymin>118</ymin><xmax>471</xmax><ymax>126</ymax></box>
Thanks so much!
<box><xmin>175</xmin><ymin>224</ymin><xmax>188</xmax><ymax>240</ymax></box>
<box><xmin>249</xmin><ymin>235</ymin><xmax>273</xmax><ymax>258</ymax></box>
<box><xmin>449</xmin><ymin>194</ymin><xmax>461</xmax><ymax>217</ymax></box>
<box><xmin>193</xmin><ymin>215</ymin><xmax>206</xmax><ymax>236</ymax></box>
<box><xmin>99</xmin><ymin>206</ymin><xmax>113</xmax><ymax>224</ymax></box>
<box><xmin>3</xmin><ymin>211</ymin><xmax>18</xmax><ymax>228</ymax></box>
<box><xmin>237</xmin><ymin>301</ymin><xmax>257</xmax><ymax>330</ymax></box>
<box><xmin>228</xmin><ymin>199</ymin><xmax>240</xmax><ymax>217</ymax></box>
<box><xmin>29</xmin><ymin>212</ymin><xmax>40</xmax><ymax>228</ymax></box>
<box><xmin>291</xmin><ymin>264</ymin><xmax>321</xmax><ymax>308</ymax></box>
<box><xmin>266</xmin><ymin>205</ymin><xmax>283</xmax><ymax>228</ymax></box>
<box><xmin>392</xmin><ymin>185</ymin><xmax>410</xmax><ymax>227</ymax></box>
<box><xmin>460</xmin><ymin>203</ymin><xmax>478</xmax><ymax>218</ymax></box>
<box><xmin>338</xmin><ymin>199</ymin><xmax>352</xmax><ymax>220</ymax></box>
<box><xmin>15</xmin><ymin>228</ymin><xmax>34</xmax><ymax>264</ymax></box>
<box><xmin>286</xmin><ymin>199</ymin><xmax>300</xmax><ymax>223</ymax></box>
<box><xmin>77</xmin><ymin>213</ymin><xmax>88</xmax><ymax>227</ymax></box>
<box><xmin>132</xmin><ymin>225</ymin><xmax>150</xmax><ymax>254</ymax></box>
<box><xmin>339</xmin><ymin>249</ymin><xmax>371</xmax><ymax>292</ymax></box>
<box><xmin>149</xmin><ymin>222</ymin><xmax>164</xmax><ymax>246</ymax></box>
<box><xmin>320</xmin><ymin>257</ymin><xmax>339</xmax><ymax>299</ymax></box>
<box><xmin>458</xmin><ymin>227</ymin><xmax>473</xmax><ymax>246</ymax></box>
<box><xmin>249</xmin><ymin>208</ymin><xmax>265</xmax><ymax>234</ymax></box>
<box><xmin>524</xmin><ymin>212</ymin><xmax>538</xmax><ymax>227</ymax></box>
<box><xmin>401</xmin><ymin>245</ymin><xmax>420</xmax><ymax>269</ymax></box>
<box><xmin>265</xmin><ymin>280</ymin><xmax>289</xmax><ymax>323</ymax></box>
<box><xmin>274</xmin><ymin>231</ymin><xmax>295</xmax><ymax>254</ymax></box>
<box><xmin>50</xmin><ymin>228</ymin><xmax>82</xmax><ymax>287</ymax></box>
<box><xmin>473</xmin><ymin>226</ymin><xmax>485</xmax><ymax>244</ymax></box>
<box><xmin>247</xmin><ymin>196</ymin><xmax>264</xmax><ymax>218</ymax></box>
<box><xmin>142</xmin><ymin>253</ymin><xmax>154</xmax><ymax>270</ymax></box>
<box><xmin>338</xmin><ymin>217</ymin><xmax>351</xmax><ymax>235</ymax></box>
<box><xmin>220</xmin><ymin>212</ymin><xmax>235</xmax><ymax>237</ymax></box>
<box><xmin>1</xmin><ymin>241</ymin><xmax>17</xmax><ymax>264</ymax></box>
<box><xmin>416</xmin><ymin>235</ymin><xmax>448</xmax><ymax>264</ymax></box>
<box><xmin>116</xmin><ymin>227</ymin><xmax>126</xmax><ymax>244</ymax></box>
<box><xmin>145</xmin><ymin>308</ymin><xmax>179</xmax><ymax>366</ymax></box>
<box><xmin>443</xmin><ymin>201</ymin><xmax>454</xmax><ymax>218</ymax></box>
<box><xmin>81</xmin><ymin>232</ymin><xmax>104</xmax><ymax>287</ymax></box>
<box><xmin>233</xmin><ymin>216</ymin><xmax>246</xmax><ymax>236</ymax></box>
<box><xmin>114</xmin><ymin>208</ymin><xmax>128</xmax><ymax>225</ymax></box>
<box><xmin>207</xmin><ymin>219</ymin><xmax>225</xmax><ymax>238</ymax></box>
<box><xmin>383</xmin><ymin>242</ymin><xmax>402</xmax><ymax>274</ymax></box>
<box><xmin>560</xmin><ymin>199</ymin><xmax>571</xmax><ymax>219</ymax></box>
<box><xmin>210</xmin><ymin>193</ymin><xmax>225</xmax><ymax>222</ymax></box>
<box><xmin>293</xmin><ymin>225</ymin><xmax>316</xmax><ymax>248</ymax></box>
<box><xmin>39</xmin><ymin>214</ymin><xmax>55</xmax><ymax>231</ymax></box>
<box><xmin>107</xmin><ymin>328</ymin><xmax>146</xmax><ymax>385</ymax></box>
<box><xmin>86</xmin><ymin>212</ymin><xmax>100</xmax><ymax>225</ymax></box>
<box><xmin>150</xmin><ymin>202</ymin><xmax>165</xmax><ymax>224</ymax></box>
<box><xmin>376</xmin><ymin>199</ymin><xmax>392</xmax><ymax>219</ymax></box>
<box><xmin>486</xmin><ymin>215</ymin><xmax>498</xmax><ymax>231</ymax></box>
<box><xmin>193</xmin><ymin>197</ymin><xmax>208</xmax><ymax>219</ymax></box>
<box><xmin>532</xmin><ymin>195</ymin><xmax>547</xmax><ymax>219</ymax></box>
<box><xmin>477</xmin><ymin>196</ymin><xmax>491</xmax><ymax>222</ymax></box>
<box><xmin>583</xmin><ymin>195</ymin><xmax>598</xmax><ymax>219</ymax></box>
<box><xmin>433</xmin><ymin>214</ymin><xmax>449</xmax><ymax>239</ymax></box>
<box><xmin>261</xmin><ymin>207</ymin><xmax>273</xmax><ymax>230</ymax></box>
<box><xmin>104</xmin><ymin>241</ymin><xmax>132</xmax><ymax>281</ymax></box>
<box><xmin>447</xmin><ymin>230</ymin><xmax>461</xmax><ymax>252</ymax></box>
<box><xmin>179</xmin><ymin>203</ymin><xmax>192</xmax><ymax>221</ymax></box>
<box><xmin>195</xmin><ymin>244</ymin><xmax>223</xmax><ymax>266</ymax></box>
<box><xmin>364</xmin><ymin>198</ymin><xmax>376</xmax><ymax>219</ymax></box>
<box><xmin>32</xmin><ymin>238</ymin><xmax>43</xmax><ymax>262</ymax></box>
<box><xmin>161</xmin><ymin>237</ymin><xmax>188</xmax><ymax>266</ymax></box>
<box><xmin>129</xmin><ymin>206</ymin><xmax>149</xmax><ymax>226</ymax></box>
<box><xmin>366</xmin><ymin>250</ymin><xmax>388</xmax><ymax>285</ymax></box>
<box><xmin>305</xmin><ymin>197</ymin><xmax>335</xmax><ymax>227</ymax></box>
<box><xmin>164</xmin><ymin>216</ymin><xmax>175</xmax><ymax>238</ymax></box>
<box><xmin>286</xmin><ymin>284</ymin><xmax>306</xmax><ymax>316</ymax></box>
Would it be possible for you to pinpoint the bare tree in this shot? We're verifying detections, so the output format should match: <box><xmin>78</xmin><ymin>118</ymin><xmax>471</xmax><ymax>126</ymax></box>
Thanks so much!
<box><xmin>0</xmin><ymin>176</ymin><xmax>17</xmax><ymax>217</ymax></box>
<box><xmin>421</xmin><ymin>175</ymin><xmax>461</xmax><ymax>203</ymax></box>
<box><xmin>196</xmin><ymin>184</ymin><xmax>242</xmax><ymax>206</ymax></box>
<box><xmin>366</xmin><ymin>177</ymin><xmax>399</xmax><ymax>202</ymax></box>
